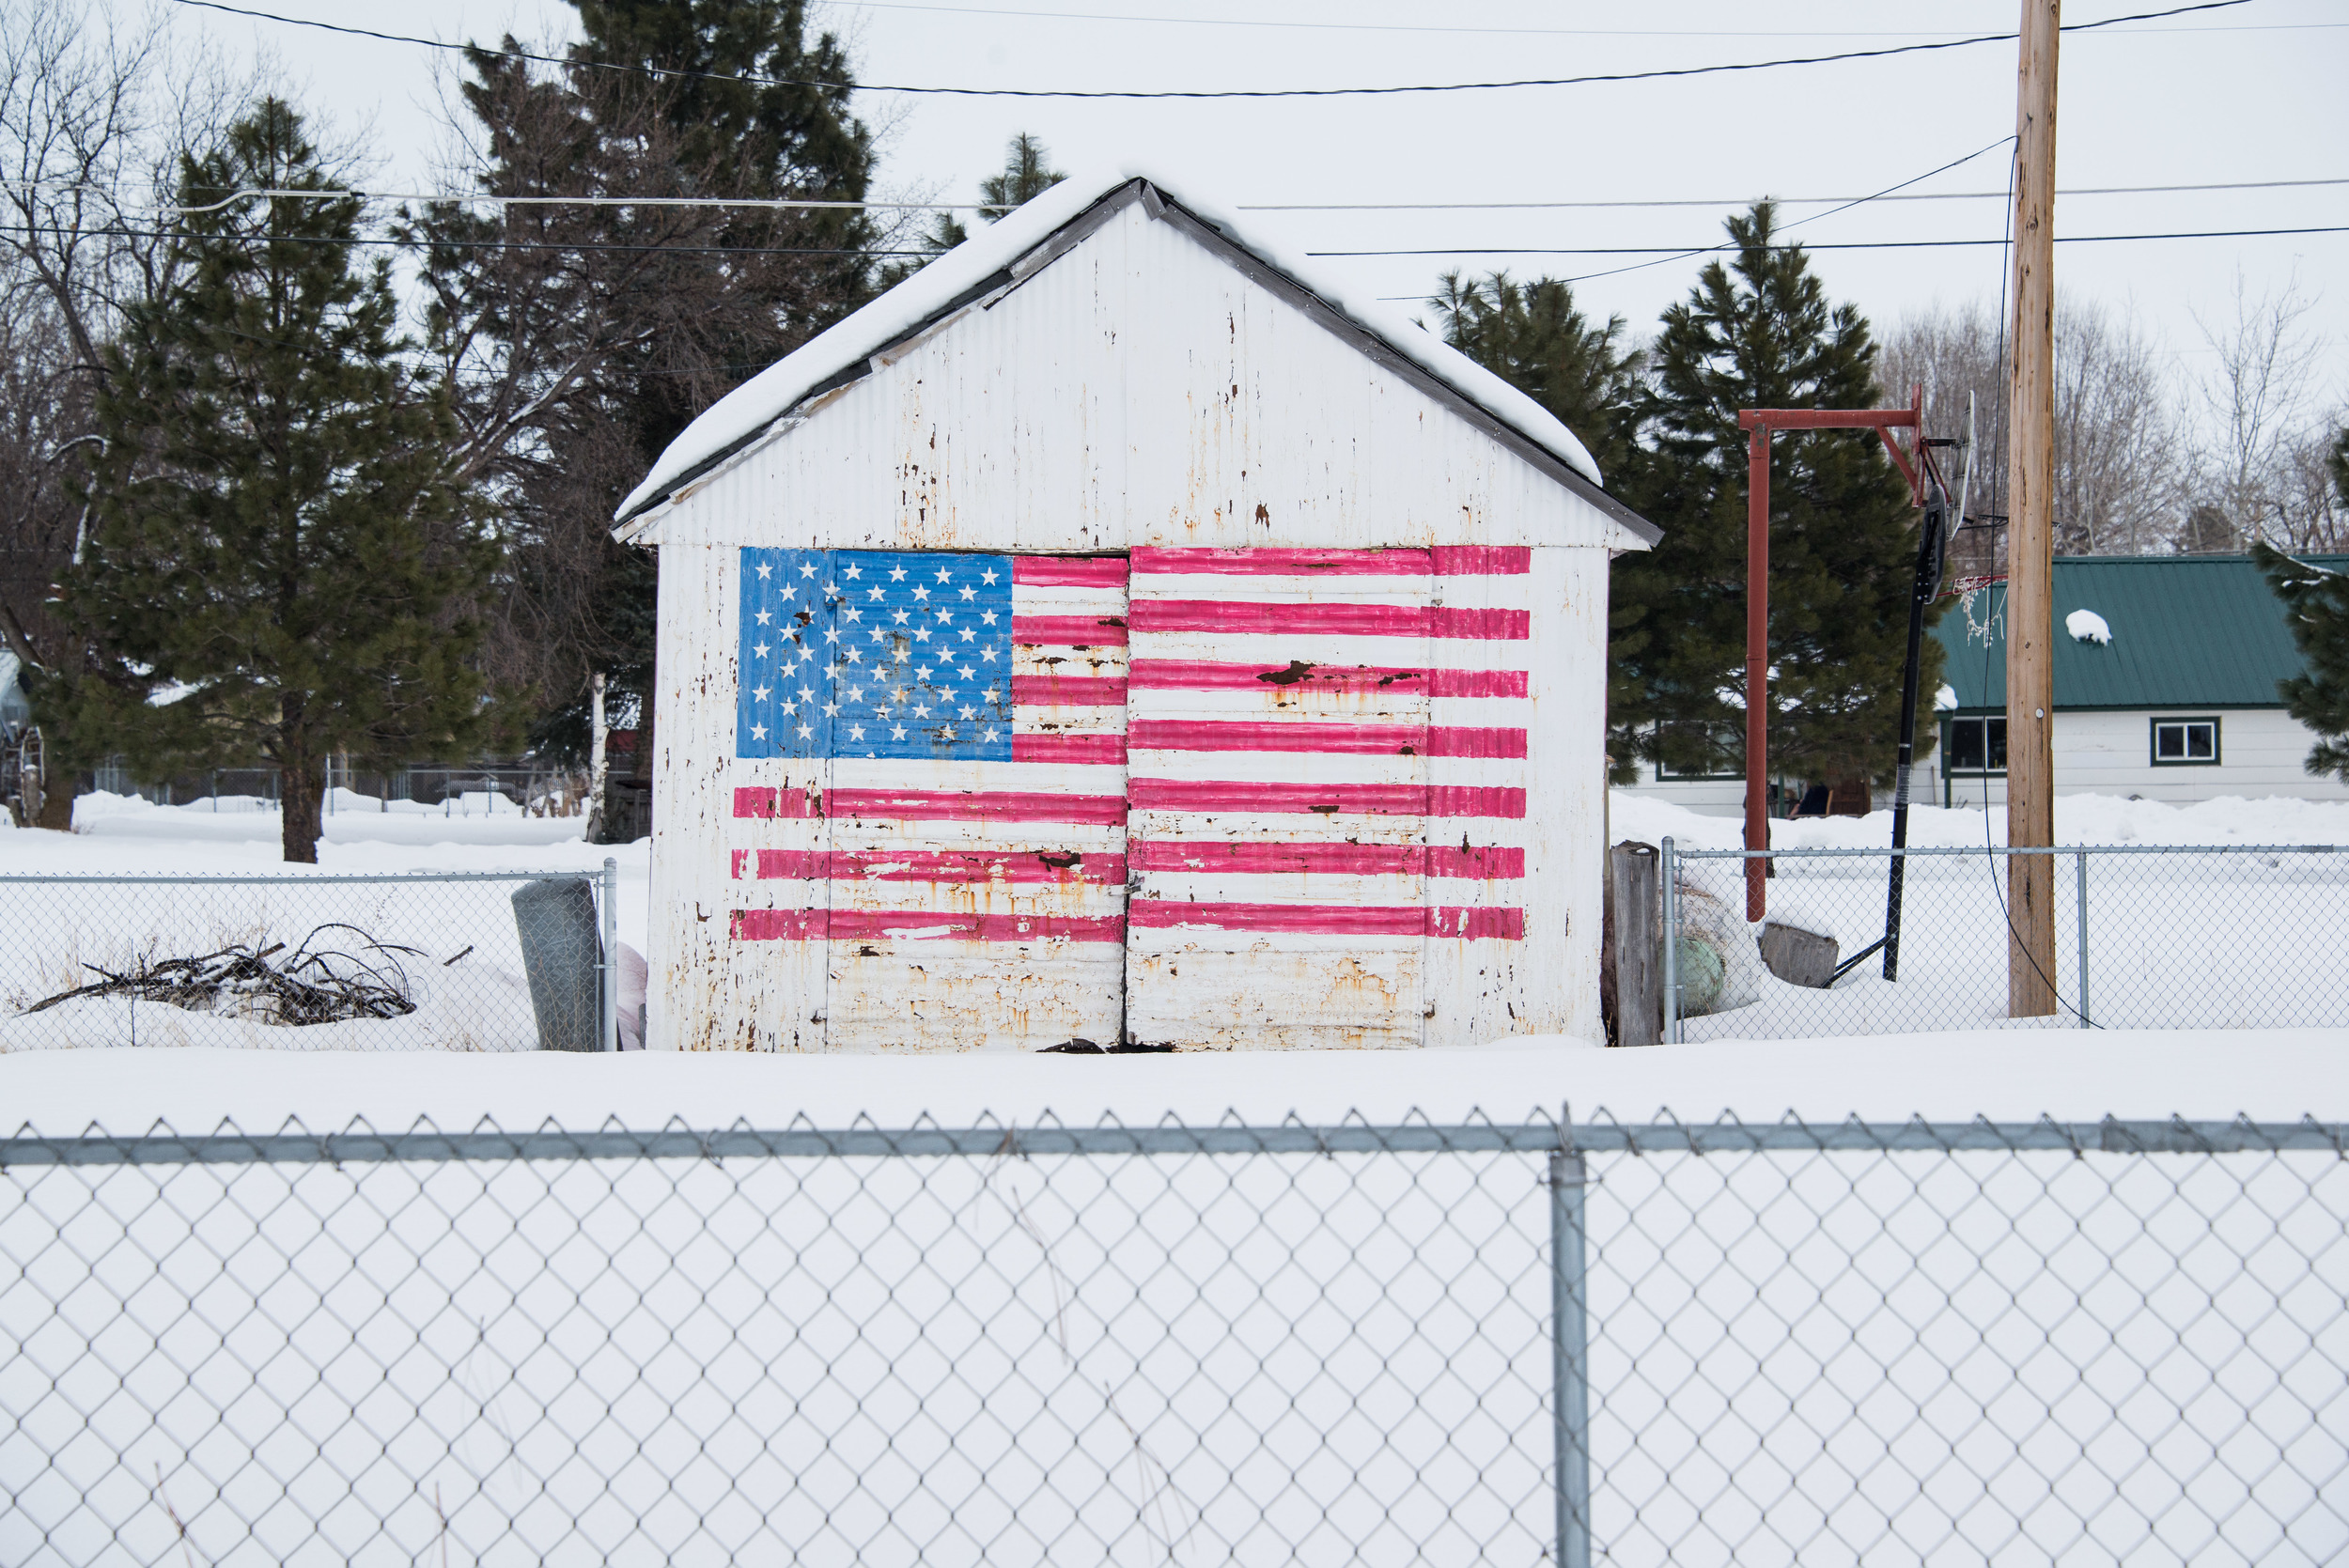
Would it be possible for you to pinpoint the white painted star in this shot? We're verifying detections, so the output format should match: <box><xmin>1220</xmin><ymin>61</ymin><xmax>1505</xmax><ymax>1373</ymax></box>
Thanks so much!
<box><xmin>983</xmin><ymin>725</ymin><xmax>1000</xmax><ymax>742</ymax></box>
<box><xmin>750</xmin><ymin>722</ymin><xmax>767</xmax><ymax>739</ymax></box>
<box><xmin>867</xmin><ymin>586</ymin><xmax>884</xmax><ymax>601</ymax></box>
<box><xmin>848</xmin><ymin>686</ymin><xmax>864</xmax><ymax>702</ymax></box>
<box><xmin>824</xmin><ymin>702</ymin><xmax>840</xmax><ymax>717</ymax></box>
<box><xmin>913</xmin><ymin>703</ymin><xmax>931</xmax><ymax>718</ymax></box>
<box><xmin>911</xmin><ymin>585</ymin><xmax>930</xmax><ymax>601</ymax></box>
<box><xmin>754</xmin><ymin>609</ymin><xmax>772</xmax><ymax>625</ymax></box>
<box><xmin>960</xmin><ymin>663</ymin><xmax>976</xmax><ymax>680</ymax></box>
<box><xmin>842</xmin><ymin>606</ymin><xmax>861</xmax><ymax>622</ymax></box>
<box><xmin>869</xmin><ymin>628</ymin><xmax>886</xmax><ymax>643</ymax></box>
<box><xmin>756</xmin><ymin>562</ymin><xmax>772</xmax><ymax>579</ymax></box>
<box><xmin>939</xmin><ymin>689</ymin><xmax>957</xmax><ymax>704</ymax></box>
<box><xmin>913</xmin><ymin>627</ymin><xmax>932</xmax><ymax>644</ymax></box>
<box><xmin>873</xmin><ymin>706</ymin><xmax>890</xmax><ymax>720</ymax></box>
<box><xmin>753</xmin><ymin>641</ymin><xmax>770</xmax><ymax>658</ymax></box>
<box><xmin>752</xmin><ymin>685</ymin><xmax>770</xmax><ymax>701</ymax></box>
<box><xmin>824</xmin><ymin>628</ymin><xmax>840</xmax><ymax>644</ymax></box>
<box><xmin>959</xmin><ymin>706</ymin><xmax>976</xmax><ymax>721</ymax></box>
<box><xmin>934</xmin><ymin>567</ymin><xmax>952</xmax><ymax>583</ymax></box>
<box><xmin>891</xmin><ymin>724</ymin><xmax>907</xmax><ymax>740</ymax></box>
<box><xmin>958</xmin><ymin>629</ymin><xmax>976</xmax><ymax>644</ymax></box>
<box><xmin>798</xmin><ymin>686</ymin><xmax>815</xmax><ymax>703</ymax></box>
<box><xmin>980</xmin><ymin>568</ymin><xmax>999</xmax><ymax>585</ymax></box>
<box><xmin>777</xmin><ymin>582</ymin><xmax>797</xmax><ymax>598</ymax></box>
<box><xmin>800</xmin><ymin>563</ymin><xmax>817</xmax><ymax>577</ymax></box>
<box><xmin>844</xmin><ymin>565</ymin><xmax>863</xmax><ymax>580</ymax></box>
<box><xmin>979</xmin><ymin>647</ymin><xmax>998</xmax><ymax>663</ymax></box>
<box><xmin>958</xmin><ymin>585</ymin><xmax>976</xmax><ymax>601</ymax></box>
<box><xmin>980</xmin><ymin>610</ymin><xmax>998</xmax><ymax>625</ymax></box>
<box><xmin>915</xmin><ymin>665</ymin><xmax>934</xmax><ymax>681</ymax></box>
<box><xmin>797</xmin><ymin>723</ymin><xmax>814</xmax><ymax>738</ymax></box>
<box><xmin>848</xmin><ymin>724</ymin><xmax>864</xmax><ymax>740</ymax></box>
<box><xmin>940</xmin><ymin>723</ymin><xmax>957</xmax><ymax>739</ymax></box>
<box><xmin>936</xmin><ymin>609</ymin><xmax>953</xmax><ymax>623</ymax></box>
<box><xmin>888</xmin><ymin>565</ymin><xmax>907</xmax><ymax>582</ymax></box>
<box><xmin>894</xmin><ymin>687</ymin><xmax>911</xmax><ymax>703</ymax></box>
<box><xmin>892</xmin><ymin>609</ymin><xmax>910</xmax><ymax>624</ymax></box>
<box><xmin>781</xmin><ymin>701</ymin><xmax>797</xmax><ymax>715</ymax></box>
<box><xmin>844</xmin><ymin>647</ymin><xmax>862</xmax><ymax>663</ymax></box>
<box><xmin>894</xmin><ymin>647</ymin><xmax>911</xmax><ymax>662</ymax></box>
<box><xmin>822</xmin><ymin>582</ymin><xmax>839</xmax><ymax>597</ymax></box>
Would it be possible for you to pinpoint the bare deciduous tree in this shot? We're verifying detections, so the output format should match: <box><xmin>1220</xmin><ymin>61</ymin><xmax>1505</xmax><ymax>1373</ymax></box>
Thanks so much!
<box><xmin>1882</xmin><ymin>294</ymin><xmax>2183</xmax><ymax>560</ymax></box>
<box><xmin>2188</xmin><ymin>272</ymin><xmax>2332</xmax><ymax>551</ymax></box>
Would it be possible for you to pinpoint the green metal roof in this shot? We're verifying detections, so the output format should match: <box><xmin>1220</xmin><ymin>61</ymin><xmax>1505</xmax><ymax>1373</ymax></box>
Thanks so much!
<box><xmin>1934</xmin><ymin>553</ymin><xmax>2348</xmax><ymax>712</ymax></box>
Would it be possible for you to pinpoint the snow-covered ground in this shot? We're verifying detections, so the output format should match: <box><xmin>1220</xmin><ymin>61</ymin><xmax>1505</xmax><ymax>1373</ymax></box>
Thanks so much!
<box><xmin>1612</xmin><ymin>787</ymin><xmax>2349</xmax><ymax>851</ymax></box>
<box><xmin>6</xmin><ymin>798</ymin><xmax>2346</xmax><ymax>1568</ymax></box>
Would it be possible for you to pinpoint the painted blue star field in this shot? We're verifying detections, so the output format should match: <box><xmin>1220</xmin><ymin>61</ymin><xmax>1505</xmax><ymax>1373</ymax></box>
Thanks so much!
<box><xmin>737</xmin><ymin>548</ymin><xmax>1016</xmax><ymax>760</ymax></box>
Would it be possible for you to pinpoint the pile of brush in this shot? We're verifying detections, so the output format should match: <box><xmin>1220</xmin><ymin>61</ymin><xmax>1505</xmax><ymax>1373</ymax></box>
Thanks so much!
<box><xmin>22</xmin><ymin>924</ymin><xmax>421</xmax><ymax>1026</ymax></box>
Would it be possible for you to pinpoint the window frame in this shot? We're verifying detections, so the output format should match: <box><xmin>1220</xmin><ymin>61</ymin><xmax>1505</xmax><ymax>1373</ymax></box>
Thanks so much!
<box><xmin>2149</xmin><ymin>715</ymin><xmax>2222</xmax><ymax>768</ymax></box>
<box><xmin>1941</xmin><ymin>714</ymin><xmax>2009</xmax><ymax>778</ymax></box>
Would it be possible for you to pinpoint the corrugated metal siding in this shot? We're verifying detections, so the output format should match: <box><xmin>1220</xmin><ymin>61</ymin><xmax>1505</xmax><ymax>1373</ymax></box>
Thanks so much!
<box><xmin>645</xmin><ymin>198</ymin><xmax>1613</xmax><ymax>1051</ymax></box>
<box><xmin>1938</xmin><ymin>555</ymin><xmax>2345</xmax><ymax>711</ymax></box>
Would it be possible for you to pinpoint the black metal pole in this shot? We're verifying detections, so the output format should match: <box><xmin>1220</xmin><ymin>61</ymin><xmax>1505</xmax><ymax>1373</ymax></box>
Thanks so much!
<box><xmin>1884</xmin><ymin>475</ymin><xmax>1950</xmax><ymax>981</ymax></box>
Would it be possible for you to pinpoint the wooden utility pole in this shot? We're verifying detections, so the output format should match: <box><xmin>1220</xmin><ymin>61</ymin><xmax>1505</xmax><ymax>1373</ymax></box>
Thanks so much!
<box><xmin>2006</xmin><ymin>0</ymin><xmax>2061</xmax><ymax>1015</ymax></box>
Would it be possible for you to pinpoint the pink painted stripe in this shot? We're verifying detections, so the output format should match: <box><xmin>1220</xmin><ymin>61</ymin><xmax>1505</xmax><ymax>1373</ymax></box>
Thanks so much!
<box><xmin>1128</xmin><ymin>721</ymin><xmax>1525</xmax><ymax>759</ymax></box>
<box><xmin>1013</xmin><ymin>556</ymin><xmax>1129</xmax><ymax>588</ymax></box>
<box><xmin>1130</xmin><ymin>842</ymin><xmax>1524</xmax><ymax>878</ymax></box>
<box><xmin>1125</xmin><ymin>660</ymin><xmax>1528</xmax><ymax>699</ymax></box>
<box><xmin>733</xmin><ymin>785</ymin><xmax>821</xmax><ymax>819</ymax></box>
<box><xmin>826</xmin><ymin>788</ymin><xmax>1128</xmax><ymax>825</ymax></box>
<box><xmin>733</xmin><ymin>909</ymin><xmax>1126</xmax><ymax>943</ymax></box>
<box><xmin>1010</xmin><ymin>733</ymin><xmax>1128</xmax><ymax>765</ymax></box>
<box><xmin>1131</xmin><ymin>547</ymin><xmax>1531</xmax><ymax>577</ymax></box>
<box><xmin>1128</xmin><ymin>601</ymin><xmax>1528</xmax><ymax>640</ymax></box>
<box><xmin>735</xmin><ymin>848</ymin><xmax>1125</xmax><ymax>884</ymax></box>
<box><xmin>1010</xmin><ymin>674</ymin><xmax>1128</xmax><ymax>706</ymax></box>
<box><xmin>1127</xmin><ymin>780</ymin><xmax>1525</xmax><ymax>818</ymax></box>
<box><xmin>1013</xmin><ymin>614</ymin><xmax>1129</xmax><ymax>645</ymax></box>
<box><xmin>1128</xmin><ymin>901</ymin><xmax>1524</xmax><ymax>940</ymax></box>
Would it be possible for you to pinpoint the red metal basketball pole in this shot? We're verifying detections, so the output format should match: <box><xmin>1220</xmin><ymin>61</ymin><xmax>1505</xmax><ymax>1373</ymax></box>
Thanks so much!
<box><xmin>1737</xmin><ymin>396</ymin><xmax>1926</xmax><ymax>922</ymax></box>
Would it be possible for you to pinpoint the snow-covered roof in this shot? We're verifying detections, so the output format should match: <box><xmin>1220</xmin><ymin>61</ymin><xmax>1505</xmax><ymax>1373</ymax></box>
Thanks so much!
<box><xmin>614</xmin><ymin>162</ymin><xmax>1613</xmax><ymax>526</ymax></box>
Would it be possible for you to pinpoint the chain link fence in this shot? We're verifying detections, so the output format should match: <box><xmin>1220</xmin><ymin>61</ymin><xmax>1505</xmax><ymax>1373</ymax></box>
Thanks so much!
<box><xmin>1663</xmin><ymin>843</ymin><xmax>2349</xmax><ymax>1041</ymax></box>
<box><xmin>0</xmin><ymin>869</ymin><xmax>624</xmax><ymax>1054</ymax></box>
<box><xmin>1</xmin><ymin>1118</ymin><xmax>2342</xmax><ymax>1565</ymax></box>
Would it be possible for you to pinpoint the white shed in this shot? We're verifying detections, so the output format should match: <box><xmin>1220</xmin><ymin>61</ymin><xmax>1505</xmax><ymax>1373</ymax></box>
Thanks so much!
<box><xmin>614</xmin><ymin>164</ymin><xmax>1658</xmax><ymax>1052</ymax></box>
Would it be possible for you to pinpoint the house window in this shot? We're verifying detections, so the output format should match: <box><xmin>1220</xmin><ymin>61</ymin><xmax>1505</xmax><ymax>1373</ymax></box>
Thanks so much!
<box><xmin>1945</xmin><ymin>716</ymin><xmax>2008</xmax><ymax>775</ymax></box>
<box><xmin>2151</xmin><ymin>716</ymin><xmax>2220</xmax><ymax>766</ymax></box>
<box><xmin>1653</xmin><ymin>724</ymin><xmax>1741</xmax><ymax>780</ymax></box>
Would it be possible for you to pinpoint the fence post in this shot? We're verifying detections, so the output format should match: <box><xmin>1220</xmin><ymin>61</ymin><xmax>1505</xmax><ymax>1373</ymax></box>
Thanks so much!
<box><xmin>1550</xmin><ymin>1148</ymin><xmax>1591</xmax><ymax>1568</ymax></box>
<box><xmin>600</xmin><ymin>857</ymin><xmax>621</xmax><ymax>1053</ymax></box>
<box><xmin>2076</xmin><ymin>850</ymin><xmax>2090</xmax><ymax>1027</ymax></box>
<box><xmin>1659</xmin><ymin>838</ymin><xmax>1679</xmax><ymax>1046</ymax></box>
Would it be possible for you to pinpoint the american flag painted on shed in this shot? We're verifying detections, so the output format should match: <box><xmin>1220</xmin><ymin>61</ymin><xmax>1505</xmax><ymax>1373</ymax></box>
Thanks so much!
<box><xmin>728</xmin><ymin>549</ymin><xmax>1128</xmax><ymax>1048</ymax></box>
<box><xmin>1122</xmin><ymin>546</ymin><xmax>1532</xmax><ymax>1048</ymax></box>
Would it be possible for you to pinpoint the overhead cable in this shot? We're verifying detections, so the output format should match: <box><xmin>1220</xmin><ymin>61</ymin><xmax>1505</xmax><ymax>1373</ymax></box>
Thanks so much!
<box><xmin>1319</xmin><ymin>226</ymin><xmax>2349</xmax><ymax>259</ymax></box>
<box><xmin>162</xmin><ymin>0</ymin><xmax>2250</xmax><ymax>101</ymax></box>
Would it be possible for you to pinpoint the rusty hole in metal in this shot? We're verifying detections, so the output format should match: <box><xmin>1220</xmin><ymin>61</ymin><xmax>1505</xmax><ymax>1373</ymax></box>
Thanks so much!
<box><xmin>1308</xmin><ymin>803</ymin><xmax>1339</xmax><ymax>815</ymax></box>
<box><xmin>1255</xmin><ymin>660</ymin><xmax>1314</xmax><ymax>687</ymax></box>
<box><xmin>1035</xmin><ymin>851</ymin><xmax>1081</xmax><ymax>869</ymax></box>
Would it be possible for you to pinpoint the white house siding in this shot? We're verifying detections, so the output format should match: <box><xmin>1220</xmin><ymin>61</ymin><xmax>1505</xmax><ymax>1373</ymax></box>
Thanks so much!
<box><xmin>1942</xmin><ymin>706</ymin><xmax>2349</xmax><ymax>810</ymax></box>
<box><xmin>640</xmin><ymin>198</ymin><xmax>1622</xmax><ymax>1051</ymax></box>
<box><xmin>1619</xmin><ymin>767</ymin><xmax>1746</xmax><ymax>818</ymax></box>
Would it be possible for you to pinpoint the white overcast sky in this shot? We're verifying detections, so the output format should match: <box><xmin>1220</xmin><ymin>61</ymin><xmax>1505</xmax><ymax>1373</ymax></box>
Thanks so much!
<box><xmin>173</xmin><ymin>0</ymin><xmax>2346</xmax><ymax>421</ymax></box>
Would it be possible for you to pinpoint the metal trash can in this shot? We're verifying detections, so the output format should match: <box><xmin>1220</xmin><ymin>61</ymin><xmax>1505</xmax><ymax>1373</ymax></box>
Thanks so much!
<box><xmin>511</xmin><ymin>876</ymin><xmax>602</xmax><ymax>1052</ymax></box>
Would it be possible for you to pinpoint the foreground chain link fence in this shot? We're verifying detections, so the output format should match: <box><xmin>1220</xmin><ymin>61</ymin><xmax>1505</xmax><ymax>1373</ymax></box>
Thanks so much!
<box><xmin>3</xmin><ymin>1117</ymin><xmax>2345</xmax><ymax>1565</ymax></box>
<box><xmin>1662</xmin><ymin>843</ymin><xmax>2349</xmax><ymax>1041</ymax></box>
<box><xmin>0</xmin><ymin>870</ymin><xmax>623</xmax><ymax>1054</ymax></box>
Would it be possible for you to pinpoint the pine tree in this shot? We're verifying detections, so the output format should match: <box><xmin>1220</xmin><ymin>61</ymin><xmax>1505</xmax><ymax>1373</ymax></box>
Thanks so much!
<box><xmin>416</xmin><ymin>1</ymin><xmax>880</xmax><ymax>803</ymax></box>
<box><xmin>903</xmin><ymin>132</ymin><xmax>1067</xmax><ymax>263</ymax></box>
<box><xmin>2255</xmin><ymin>452</ymin><xmax>2349</xmax><ymax>779</ymax></box>
<box><xmin>57</xmin><ymin>99</ymin><xmax>500</xmax><ymax>862</ymax></box>
<box><xmin>1429</xmin><ymin>271</ymin><xmax>1641</xmax><ymax>478</ymax></box>
<box><xmin>1610</xmin><ymin>201</ymin><xmax>1942</xmax><ymax>793</ymax></box>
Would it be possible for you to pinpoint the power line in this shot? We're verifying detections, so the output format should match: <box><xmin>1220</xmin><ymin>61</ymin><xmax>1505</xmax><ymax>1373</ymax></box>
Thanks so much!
<box><xmin>163</xmin><ymin>0</ymin><xmax>2251</xmax><ymax>101</ymax></box>
<box><xmin>8</xmin><ymin>174</ymin><xmax>2339</xmax><ymax>217</ymax></box>
<box><xmin>1322</xmin><ymin>225</ymin><xmax>2349</xmax><ymax>259</ymax></box>
<box><xmin>1242</xmin><ymin>176</ymin><xmax>2349</xmax><ymax>213</ymax></box>
<box><xmin>0</xmin><ymin>224</ymin><xmax>926</xmax><ymax>257</ymax></box>
<box><xmin>834</xmin><ymin>0</ymin><xmax>2339</xmax><ymax>39</ymax></box>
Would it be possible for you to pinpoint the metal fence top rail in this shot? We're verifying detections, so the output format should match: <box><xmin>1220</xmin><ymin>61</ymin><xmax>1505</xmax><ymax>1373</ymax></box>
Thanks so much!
<box><xmin>1671</xmin><ymin>841</ymin><xmax>2346</xmax><ymax>859</ymax></box>
<box><xmin>2</xmin><ymin>1115</ymin><xmax>2340</xmax><ymax>1166</ymax></box>
<box><xmin>0</xmin><ymin>869</ymin><xmax>603</xmax><ymax>885</ymax></box>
